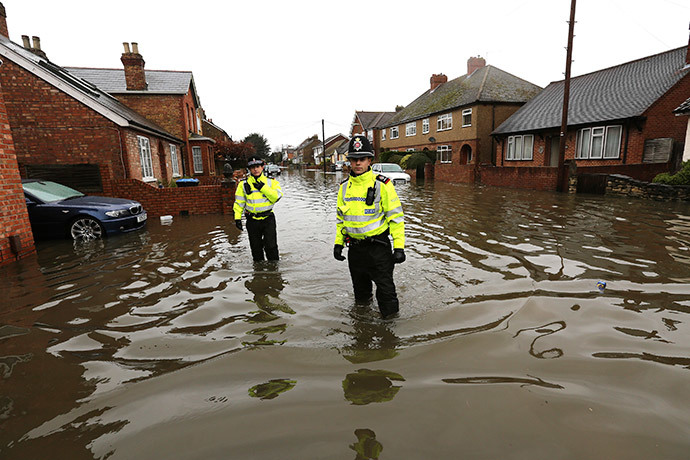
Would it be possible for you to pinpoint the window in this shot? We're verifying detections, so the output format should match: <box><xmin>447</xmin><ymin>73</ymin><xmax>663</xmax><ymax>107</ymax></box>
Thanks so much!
<box><xmin>506</xmin><ymin>135</ymin><xmax>534</xmax><ymax>161</ymax></box>
<box><xmin>192</xmin><ymin>146</ymin><xmax>203</xmax><ymax>173</ymax></box>
<box><xmin>170</xmin><ymin>144</ymin><xmax>180</xmax><ymax>177</ymax></box>
<box><xmin>437</xmin><ymin>113</ymin><xmax>452</xmax><ymax>131</ymax></box>
<box><xmin>576</xmin><ymin>125</ymin><xmax>622</xmax><ymax>159</ymax></box>
<box><xmin>138</xmin><ymin>136</ymin><xmax>154</xmax><ymax>180</ymax></box>
<box><xmin>462</xmin><ymin>108</ymin><xmax>472</xmax><ymax>127</ymax></box>
<box><xmin>367</xmin><ymin>131</ymin><xmax>373</xmax><ymax>142</ymax></box>
<box><xmin>390</xmin><ymin>127</ymin><xmax>399</xmax><ymax>139</ymax></box>
<box><xmin>437</xmin><ymin>145</ymin><xmax>452</xmax><ymax>163</ymax></box>
<box><xmin>381</xmin><ymin>129</ymin><xmax>386</xmax><ymax>141</ymax></box>
<box><xmin>406</xmin><ymin>148</ymin><xmax>415</xmax><ymax>152</ymax></box>
<box><xmin>422</xmin><ymin>118</ymin><xmax>429</xmax><ymax>134</ymax></box>
<box><xmin>406</xmin><ymin>122</ymin><xmax>416</xmax><ymax>137</ymax></box>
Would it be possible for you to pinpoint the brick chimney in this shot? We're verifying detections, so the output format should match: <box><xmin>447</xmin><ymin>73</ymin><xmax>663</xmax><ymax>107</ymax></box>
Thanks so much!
<box><xmin>686</xmin><ymin>24</ymin><xmax>690</xmax><ymax>66</ymax></box>
<box><xmin>430</xmin><ymin>73</ymin><xmax>447</xmax><ymax>91</ymax></box>
<box><xmin>21</xmin><ymin>35</ymin><xmax>47</xmax><ymax>60</ymax></box>
<box><xmin>121</xmin><ymin>42</ymin><xmax>147</xmax><ymax>91</ymax></box>
<box><xmin>0</xmin><ymin>3</ymin><xmax>8</xmax><ymax>38</ymax></box>
<box><xmin>467</xmin><ymin>56</ymin><xmax>486</xmax><ymax>75</ymax></box>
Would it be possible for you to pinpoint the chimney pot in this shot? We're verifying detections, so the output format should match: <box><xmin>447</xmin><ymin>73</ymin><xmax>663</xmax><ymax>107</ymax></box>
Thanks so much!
<box><xmin>121</xmin><ymin>41</ymin><xmax>147</xmax><ymax>90</ymax></box>
<box><xmin>132</xmin><ymin>42</ymin><xmax>139</xmax><ymax>54</ymax></box>
<box><xmin>123</xmin><ymin>42</ymin><xmax>131</xmax><ymax>53</ymax></box>
<box><xmin>31</xmin><ymin>35</ymin><xmax>41</xmax><ymax>50</ymax></box>
<box><xmin>430</xmin><ymin>73</ymin><xmax>448</xmax><ymax>91</ymax></box>
<box><xmin>467</xmin><ymin>56</ymin><xmax>486</xmax><ymax>75</ymax></box>
<box><xmin>21</xmin><ymin>34</ymin><xmax>30</xmax><ymax>48</ymax></box>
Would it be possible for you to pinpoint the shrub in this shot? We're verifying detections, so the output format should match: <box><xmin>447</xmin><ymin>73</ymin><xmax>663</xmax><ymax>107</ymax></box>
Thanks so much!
<box><xmin>400</xmin><ymin>152</ymin><xmax>432</xmax><ymax>170</ymax></box>
<box><xmin>379</xmin><ymin>150</ymin><xmax>394</xmax><ymax>163</ymax></box>
<box><xmin>387</xmin><ymin>154</ymin><xmax>403</xmax><ymax>165</ymax></box>
<box><xmin>653</xmin><ymin>161</ymin><xmax>690</xmax><ymax>185</ymax></box>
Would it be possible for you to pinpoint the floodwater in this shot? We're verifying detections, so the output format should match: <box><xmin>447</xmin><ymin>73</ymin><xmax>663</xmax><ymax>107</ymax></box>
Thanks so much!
<box><xmin>2</xmin><ymin>169</ymin><xmax>690</xmax><ymax>460</ymax></box>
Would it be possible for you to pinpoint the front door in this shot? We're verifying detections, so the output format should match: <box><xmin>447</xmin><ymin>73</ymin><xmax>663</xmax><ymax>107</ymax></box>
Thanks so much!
<box><xmin>550</xmin><ymin>136</ymin><xmax>560</xmax><ymax>166</ymax></box>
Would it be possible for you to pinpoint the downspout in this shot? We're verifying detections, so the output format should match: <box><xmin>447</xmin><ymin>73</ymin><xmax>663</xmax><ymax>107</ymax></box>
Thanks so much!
<box><xmin>622</xmin><ymin>121</ymin><xmax>630</xmax><ymax>164</ymax></box>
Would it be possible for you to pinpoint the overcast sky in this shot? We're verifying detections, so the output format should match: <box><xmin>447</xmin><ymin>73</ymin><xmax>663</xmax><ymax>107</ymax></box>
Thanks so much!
<box><xmin>5</xmin><ymin>0</ymin><xmax>689</xmax><ymax>150</ymax></box>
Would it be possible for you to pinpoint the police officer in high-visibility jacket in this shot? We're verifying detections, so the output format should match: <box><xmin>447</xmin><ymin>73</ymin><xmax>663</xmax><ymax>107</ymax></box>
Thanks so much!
<box><xmin>234</xmin><ymin>156</ymin><xmax>283</xmax><ymax>261</ymax></box>
<box><xmin>333</xmin><ymin>136</ymin><xmax>405</xmax><ymax>318</ymax></box>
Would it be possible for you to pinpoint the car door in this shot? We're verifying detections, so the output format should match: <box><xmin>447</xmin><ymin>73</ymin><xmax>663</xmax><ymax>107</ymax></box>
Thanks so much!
<box><xmin>24</xmin><ymin>195</ymin><xmax>70</xmax><ymax>236</ymax></box>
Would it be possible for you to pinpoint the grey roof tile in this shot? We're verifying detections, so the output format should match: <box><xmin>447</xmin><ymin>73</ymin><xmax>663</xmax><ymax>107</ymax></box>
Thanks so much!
<box><xmin>383</xmin><ymin>66</ymin><xmax>542</xmax><ymax>127</ymax></box>
<box><xmin>65</xmin><ymin>67</ymin><xmax>193</xmax><ymax>94</ymax></box>
<box><xmin>493</xmin><ymin>46</ymin><xmax>689</xmax><ymax>135</ymax></box>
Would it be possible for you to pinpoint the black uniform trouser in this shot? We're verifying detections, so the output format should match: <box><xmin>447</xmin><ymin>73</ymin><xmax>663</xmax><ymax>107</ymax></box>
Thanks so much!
<box><xmin>347</xmin><ymin>237</ymin><xmax>399</xmax><ymax>317</ymax></box>
<box><xmin>246</xmin><ymin>213</ymin><xmax>279</xmax><ymax>261</ymax></box>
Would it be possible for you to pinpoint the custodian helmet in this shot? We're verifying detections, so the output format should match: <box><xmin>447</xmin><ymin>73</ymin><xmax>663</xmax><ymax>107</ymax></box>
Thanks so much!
<box><xmin>347</xmin><ymin>135</ymin><xmax>375</xmax><ymax>159</ymax></box>
<box><xmin>247</xmin><ymin>156</ymin><xmax>265</xmax><ymax>167</ymax></box>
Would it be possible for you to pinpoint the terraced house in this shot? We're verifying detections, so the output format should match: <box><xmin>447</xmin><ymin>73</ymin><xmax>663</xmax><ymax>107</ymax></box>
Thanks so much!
<box><xmin>491</xmin><ymin>44</ymin><xmax>690</xmax><ymax>191</ymax></box>
<box><xmin>380</xmin><ymin>57</ymin><xmax>542</xmax><ymax>182</ymax></box>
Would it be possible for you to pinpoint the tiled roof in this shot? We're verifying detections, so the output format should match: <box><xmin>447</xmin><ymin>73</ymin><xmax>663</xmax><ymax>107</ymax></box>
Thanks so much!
<box><xmin>674</xmin><ymin>96</ymin><xmax>690</xmax><ymax>115</ymax></box>
<box><xmin>383</xmin><ymin>66</ymin><xmax>542</xmax><ymax>128</ymax></box>
<box><xmin>0</xmin><ymin>36</ymin><xmax>181</xmax><ymax>143</ymax></box>
<box><xmin>356</xmin><ymin>111</ymin><xmax>395</xmax><ymax>130</ymax></box>
<box><xmin>65</xmin><ymin>67</ymin><xmax>193</xmax><ymax>94</ymax></box>
<box><xmin>493</xmin><ymin>46</ymin><xmax>689</xmax><ymax>135</ymax></box>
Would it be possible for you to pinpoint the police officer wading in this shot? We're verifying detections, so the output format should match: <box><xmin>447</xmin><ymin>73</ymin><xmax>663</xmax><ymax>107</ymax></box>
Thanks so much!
<box><xmin>333</xmin><ymin>136</ymin><xmax>406</xmax><ymax>318</ymax></box>
<box><xmin>234</xmin><ymin>156</ymin><xmax>284</xmax><ymax>261</ymax></box>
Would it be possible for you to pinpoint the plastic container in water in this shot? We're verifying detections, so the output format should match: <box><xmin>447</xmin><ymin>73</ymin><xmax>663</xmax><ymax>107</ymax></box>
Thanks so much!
<box><xmin>160</xmin><ymin>215</ymin><xmax>173</xmax><ymax>224</ymax></box>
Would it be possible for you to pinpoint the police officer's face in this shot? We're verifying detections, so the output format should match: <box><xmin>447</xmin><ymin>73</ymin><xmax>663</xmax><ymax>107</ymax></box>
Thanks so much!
<box><xmin>349</xmin><ymin>157</ymin><xmax>372</xmax><ymax>175</ymax></box>
<box><xmin>249</xmin><ymin>164</ymin><xmax>264</xmax><ymax>177</ymax></box>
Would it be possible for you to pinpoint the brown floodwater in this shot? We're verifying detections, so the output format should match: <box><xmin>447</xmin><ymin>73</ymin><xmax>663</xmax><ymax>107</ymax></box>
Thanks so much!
<box><xmin>2</xmin><ymin>169</ymin><xmax>690</xmax><ymax>459</ymax></box>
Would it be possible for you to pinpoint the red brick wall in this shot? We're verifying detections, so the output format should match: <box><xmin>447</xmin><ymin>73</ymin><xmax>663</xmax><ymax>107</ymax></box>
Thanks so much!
<box><xmin>0</xmin><ymin>80</ymin><xmax>36</xmax><ymax>267</ymax></box>
<box><xmin>576</xmin><ymin>163</ymin><xmax>669</xmax><ymax>182</ymax></box>
<box><xmin>111</xmin><ymin>179</ymin><xmax>236</xmax><ymax>217</ymax></box>
<box><xmin>480</xmin><ymin>165</ymin><xmax>559</xmax><ymax>191</ymax></box>
<box><xmin>431</xmin><ymin>140</ymin><xmax>478</xmax><ymax>183</ymax></box>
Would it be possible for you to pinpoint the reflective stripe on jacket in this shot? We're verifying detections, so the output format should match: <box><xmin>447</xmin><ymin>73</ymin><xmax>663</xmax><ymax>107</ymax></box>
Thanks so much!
<box><xmin>334</xmin><ymin>169</ymin><xmax>405</xmax><ymax>249</ymax></box>
<box><xmin>233</xmin><ymin>173</ymin><xmax>283</xmax><ymax>220</ymax></box>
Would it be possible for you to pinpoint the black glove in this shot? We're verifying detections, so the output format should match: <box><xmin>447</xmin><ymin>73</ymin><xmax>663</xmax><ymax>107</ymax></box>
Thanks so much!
<box><xmin>254</xmin><ymin>180</ymin><xmax>264</xmax><ymax>190</ymax></box>
<box><xmin>333</xmin><ymin>244</ymin><xmax>346</xmax><ymax>261</ymax></box>
<box><xmin>235</xmin><ymin>219</ymin><xmax>243</xmax><ymax>231</ymax></box>
<box><xmin>392</xmin><ymin>248</ymin><xmax>406</xmax><ymax>264</ymax></box>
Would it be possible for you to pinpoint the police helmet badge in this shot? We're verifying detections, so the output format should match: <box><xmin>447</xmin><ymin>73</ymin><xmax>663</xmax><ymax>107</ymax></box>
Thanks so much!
<box><xmin>353</xmin><ymin>137</ymin><xmax>363</xmax><ymax>151</ymax></box>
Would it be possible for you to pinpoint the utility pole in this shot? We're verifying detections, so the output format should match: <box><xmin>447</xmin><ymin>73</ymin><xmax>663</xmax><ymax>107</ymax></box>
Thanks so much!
<box><xmin>322</xmin><ymin>119</ymin><xmax>327</xmax><ymax>175</ymax></box>
<box><xmin>557</xmin><ymin>0</ymin><xmax>577</xmax><ymax>192</ymax></box>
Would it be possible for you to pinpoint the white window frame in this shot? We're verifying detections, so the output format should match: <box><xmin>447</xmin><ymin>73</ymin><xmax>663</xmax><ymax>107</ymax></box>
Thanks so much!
<box><xmin>192</xmin><ymin>146</ymin><xmax>203</xmax><ymax>174</ymax></box>
<box><xmin>406</xmin><ymin>122</ymin><xmax>416</xmax><ymax>137</ymax></box>
<box><xmin>506</xmin><ymin>135</ymin><xmax>534</xmax><ymax>161</ymax></box>
<box><xmin>576</xmin><ymin>125</ymin><xmax>622</xmax><ymax>159</ymax></box>
<box><xmin>406</xmin><ymin>148</ymin><xmax>415</xmax><ymax>152</ymax></box>
<box><xmin>437</xmin><ymin>113</ymin><xmax>452</xmax><ymax>131</ymax></box>
<box><xmin>381</xmin><ymin>129</ymin><xmax>386</xmax><ymax>141</ymax></box>
<box><xmin>138</xmin><ymin>136</ymin><xmax>154</xmax><ymax>180</ymax></box>
<box><xmin>437</xmin><ymin>145</ymin><xmax>452</xmax><ymax>163</ymax></box>
<box><xmin>462</xmin><ymin>108</ymin><xmax>472</xmax><ymax>127</ymax></box>
<box><xmin>422</xmin><ymin>118</ymin><xmax>429</xmax><ymax>134</ymax></box>
<box><xmin>170</xmin><ymin>144</ymin><xmax>180</xmax><ymax>177</ymax></box>
<box><xmin>390</xmin><ymin>126</ymin><xmax>399</xmax><ymax>139</ymax></box>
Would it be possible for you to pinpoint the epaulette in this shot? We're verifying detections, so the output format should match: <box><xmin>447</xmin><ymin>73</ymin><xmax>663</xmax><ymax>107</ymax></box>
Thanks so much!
<box><xmin>376</xmin><ymin>174</ymin><xmax>391</xmax><ymax>184</ymax></box>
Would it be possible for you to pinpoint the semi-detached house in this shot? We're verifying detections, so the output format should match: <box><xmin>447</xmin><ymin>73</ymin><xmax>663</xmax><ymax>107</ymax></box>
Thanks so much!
<box><xmin>380</xmin><ymin>57</ymin><xmax>542</xmax><ymax>183</ymax></box>
<box><xmin>491</xmin><ymin>44</ymin><xmax>690</xmax><ymax>191</ymax></box>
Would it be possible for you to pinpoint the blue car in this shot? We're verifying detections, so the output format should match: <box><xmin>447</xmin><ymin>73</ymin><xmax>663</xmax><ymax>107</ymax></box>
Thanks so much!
<box><xmin>22</xmin><ymin>179</ymin><xmax>147</xmax><ymax>240</ymax></box>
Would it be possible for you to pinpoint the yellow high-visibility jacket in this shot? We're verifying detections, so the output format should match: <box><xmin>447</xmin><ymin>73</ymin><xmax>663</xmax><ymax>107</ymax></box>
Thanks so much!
<box><xmin>233</xmin><ymin>173</ymin><xmax>283</xmax><ymax>220</ymax></box>
<box><xmin>334</xmin><ymin>169</ymin><xmax>405</xmax><ymax>249</ymax></box>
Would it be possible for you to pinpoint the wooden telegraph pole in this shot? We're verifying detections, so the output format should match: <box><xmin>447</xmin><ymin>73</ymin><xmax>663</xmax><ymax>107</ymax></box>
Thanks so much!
<box><xmin>557</xmin><ymin>0</ymin><xmax>577</xmax><ymax>192</ymax></box>
<box><xmin>322</xmin><ymin>119</ymin><xmax>327</xmax><ymax>174</ymax></box>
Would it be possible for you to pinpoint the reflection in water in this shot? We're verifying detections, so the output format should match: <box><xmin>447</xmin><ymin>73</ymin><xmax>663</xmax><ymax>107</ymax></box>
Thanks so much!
<box><xmin>513</xmin><ymin>321</ymin><xmax>566</xmax><ymax>359</ymax></box>
<box><xmin>349</xmin><ymin>428</ymin><xmax>383</xmax><ymax>460</ymax></box>
<box><xmin>341</xmin><ymin>306</ymin><xmax>400</xmax><ymax>364</ymax></box>
<box><xmin>248</xmin><ymin>378</ymin><xmax>297</xmax><ymax>400</ymax></box>
<box><xmin>243</xmin><ymin>264</ymin><xmax>291</xmax><ymax>346</ymax></box>
<box><xmin>442</xmin><ymin>375</ymin><xmax>564</xmax><ymax>389</ymax></box>
<box><xmin>342</xmin><ymin>369</ymin><xmax>405</xmax><ymax>405</ymax></box>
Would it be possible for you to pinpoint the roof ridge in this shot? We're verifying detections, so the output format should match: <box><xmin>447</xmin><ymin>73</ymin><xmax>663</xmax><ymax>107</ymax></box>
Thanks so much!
<box><xmin>477</xmin><ymin>66</ymin><xmax>491</xmax><ymax>100</ymax></box>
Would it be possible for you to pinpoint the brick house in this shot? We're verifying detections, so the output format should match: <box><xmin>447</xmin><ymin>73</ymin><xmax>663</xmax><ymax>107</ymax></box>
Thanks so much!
<box><xmin>351</xmin><ymin>111</ymin><xmax>394</xmax><ymax>158</ymax></box>
<box><xmin>67</xmin><ymin>43</ymin><xmax>216</xmax><ymax>179</ymax></box>
<box><xmin>379</xmin><ymin>57</ymin><xmax>542</xmax><ymax>183</ymax></box>
<box><xmin>0</xmin><ymin>29</ymin><xmax>182</xmax><ymax>195</ymax></box>
<box><xmin>491</xmin><ymin>45</ymin><xmax>690</xmax><ymax>190</ymax></box>
<box><xmin>313</xmin><ymin>133</ymin><xmax>348</xmax><ymax>165</ymax></box>
<box><xmin>293</xmin><ymin>135</ymin><xmax>320</xmax><ymax>165</ymax></box>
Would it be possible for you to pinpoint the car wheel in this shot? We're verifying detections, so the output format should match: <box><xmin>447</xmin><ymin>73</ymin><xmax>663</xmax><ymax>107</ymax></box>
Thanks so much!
<box><xmin>69</xmin><ymin>216</ymin><xmax>104</xmax><ymax>240</ymax></box>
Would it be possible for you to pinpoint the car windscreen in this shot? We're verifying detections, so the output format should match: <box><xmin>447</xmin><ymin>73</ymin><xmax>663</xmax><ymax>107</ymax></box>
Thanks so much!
<box><xmin>23</xmin><ymin>181</ymin><xmax>84</xmax><ymax>202</ymax></box>
<box><xmin>381</xmin><ymin>164</ymin><xmax>403</xmax><ymax>173</ymax></box>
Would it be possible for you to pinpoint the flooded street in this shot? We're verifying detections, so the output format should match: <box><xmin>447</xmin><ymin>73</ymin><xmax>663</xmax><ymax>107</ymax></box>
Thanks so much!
<box><xmin>2</xmin><ymin>169</ymin><xmax>690</xmax><ymax>459</ymax></box>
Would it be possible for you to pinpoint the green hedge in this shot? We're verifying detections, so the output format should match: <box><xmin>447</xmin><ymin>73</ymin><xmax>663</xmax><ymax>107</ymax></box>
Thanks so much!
<box><xmin>379</xmin><ymin>150</ymin><xmax>435</xmax><ymax>167</ymax></box>
<box><xmin>653</xmin><ymin>161</ymin><xmax>690</xmax><ymax>185</ymax></box>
